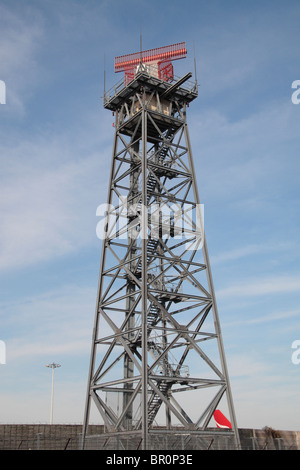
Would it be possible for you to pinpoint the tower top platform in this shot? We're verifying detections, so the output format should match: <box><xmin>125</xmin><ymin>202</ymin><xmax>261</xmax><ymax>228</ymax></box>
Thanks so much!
<box><xmin>103</xmin><ymin>68</ymin><xmax>198</xmax><ymax>112</ymax></box>
<box><xmin>103</xmin><ymin>42</ymin><xmax>198</xmax><ymax>112</ymax></box>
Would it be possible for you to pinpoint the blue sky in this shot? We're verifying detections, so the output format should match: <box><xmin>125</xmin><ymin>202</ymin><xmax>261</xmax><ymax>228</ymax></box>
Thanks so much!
<box><xmin>0</xmin><ymin>0</ymin><xmax>300</xmax><ymax>431</ymax></box>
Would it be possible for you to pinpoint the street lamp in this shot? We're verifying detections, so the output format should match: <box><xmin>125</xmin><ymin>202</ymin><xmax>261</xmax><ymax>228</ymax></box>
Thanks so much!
<box><xmin>45</xmin><ymin>362</ymin><xmax>61</xmax><ymax>424</ymax></box>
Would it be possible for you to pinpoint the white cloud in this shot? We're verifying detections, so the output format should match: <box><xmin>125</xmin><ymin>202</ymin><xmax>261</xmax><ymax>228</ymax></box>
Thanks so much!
<box><xmin>244</xmin><ymin>308</ymin><xmax>300</xmax><ymax>326</ymax></box>
<box><xmin>0</xmin><ymin>111</ymin><xmax>112</xmax><ymax>272</ymax></box>
<box><xmin>0</xmin><ymin>4</ymin><xmax>43</xmax><ymax>114</ymax></box>
<box><xmin>224</xmin><ymin>307</ymin><xmax>300</xmax><ymax>329</ymax></box>
<box><xmin>189</xmin><ymin>100</ymin><xmax>299</xmax><ymax>205</ymax></box>
<box><xmin>0</xmin><ymin>379</ymin><xmax>88</xmax><ymax>424</ymax></box>
<box><xmin>217</xmin><ymin>275</ymin><xmax>300</xmax><ymax>299</ymax></box>
<box><xmin>0</xmin><ymin>156</ymin><xmax>94</xmax><ymax>271</ymax></box>
<box><xmin>227</xmin><ymin>353</ymin><xmax>269</xmax><ymax>379</ymax></box>
<box><xmin>210</xmin><ymin>242</ymin><xmax>287</xmax><ymax>265</ymax></box>
<box><xmin>1</xmin><ymin>284</ymin><xmax>95</xmax><ymax>361</ymax></box>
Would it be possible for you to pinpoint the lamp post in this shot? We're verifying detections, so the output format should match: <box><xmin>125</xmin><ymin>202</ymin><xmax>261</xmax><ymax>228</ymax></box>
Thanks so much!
<box><xmin>45</xmin><ymin>362</ymin><xmax>61</xmax><ymax>424</ymax></box>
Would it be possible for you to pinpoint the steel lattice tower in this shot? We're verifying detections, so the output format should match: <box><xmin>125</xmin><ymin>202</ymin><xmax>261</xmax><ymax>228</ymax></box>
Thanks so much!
<box><xmin>82</xmin><ymin>43</ymin><xmax>240</xmax><ymax>450</ymax></box>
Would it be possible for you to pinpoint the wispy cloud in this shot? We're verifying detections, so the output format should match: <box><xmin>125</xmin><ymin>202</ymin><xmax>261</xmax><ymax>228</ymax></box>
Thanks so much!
<box><xmin>0</xmin><ymin>4</ymin><xmax>43</xmax><ymax>114</ymax></box>
<box><xmin>210</xmin><ymin>241</ymin><xmax>293</xmax><ymax>266</ymax></box>
<box><xmin>223</xmin><ymin>307</ymin><xmax>300</xmax><ymax>329</ymax></box>
<box><xmin>0</xmin><ymin>148</ymin><xmax>103</xmax><ymax>271</ymax></box>
<box><xmin>1</xmin><ymin>285</ymin><xmax>96</xmax><ymax>361</ymax></box>
<box><xmin>189</xmin><ymin>100</ymin><xmax>299</xmax><ymax>204</ymax></box>
<box><xmin>0</xmin><ymin>105</ymin><xmax>113</xmax><ymax>273</ymax></box>
<box><xmin>217</xmin><ymin>275</ymin><xmax>300</xmax><ymax>299</ymax></box>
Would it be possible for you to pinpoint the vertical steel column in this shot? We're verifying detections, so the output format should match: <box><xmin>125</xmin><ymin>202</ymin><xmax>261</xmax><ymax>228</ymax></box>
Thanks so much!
<box><xmin>141</xmin><ymin>99</ymin><xmax>149</xmax><ymax>450</ymax></box>
<box><xmin>123</xmin><ymin>141</ymin><xmax>140</xmax><ymax>430</ymax></box>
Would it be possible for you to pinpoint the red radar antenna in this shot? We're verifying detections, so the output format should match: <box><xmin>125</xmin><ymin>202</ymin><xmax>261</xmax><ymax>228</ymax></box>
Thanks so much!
<box><xmin>114</xmin><ymin>42</ymin><xmax>187</xmax><ymax>85</ymax></box>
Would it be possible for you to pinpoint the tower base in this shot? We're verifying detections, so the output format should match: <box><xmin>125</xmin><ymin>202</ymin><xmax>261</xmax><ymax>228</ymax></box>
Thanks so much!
<box><xmin>82</xmin><ymin>428</ymin><xmax>239</xmax><ymax>450</ymax></box>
